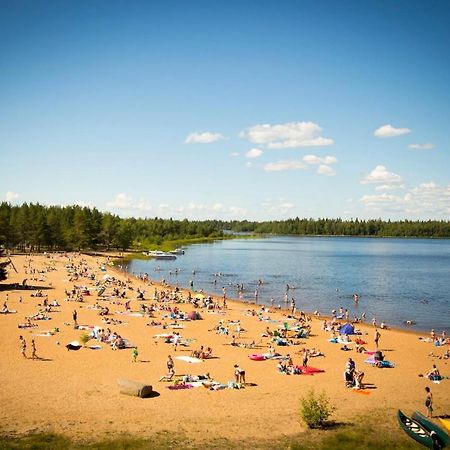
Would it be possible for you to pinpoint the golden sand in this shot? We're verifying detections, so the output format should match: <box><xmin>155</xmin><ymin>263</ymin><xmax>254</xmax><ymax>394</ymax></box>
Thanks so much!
<box><xmin>0</xmin><ymin>253</ymin><xmax>449</xmax><ymax>442</ymax></box>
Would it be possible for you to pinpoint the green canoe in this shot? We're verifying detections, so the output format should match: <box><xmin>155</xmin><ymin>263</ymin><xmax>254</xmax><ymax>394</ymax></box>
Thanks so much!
<box><xmin>412</xmin><ymin>411</ymin><xmax>449</xmax><ymax>447</ymax></box>
<box><xmin>398</xmin><ymin>410</ymin><xmax>434</xmax><ymax>449</ymax></box>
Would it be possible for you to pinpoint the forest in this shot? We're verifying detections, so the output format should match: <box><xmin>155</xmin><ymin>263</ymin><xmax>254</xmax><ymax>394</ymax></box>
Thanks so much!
<box><xmin>0</xmin><ymin>202</ymin><xmax>449</xmax><ymax>252</ymax></box>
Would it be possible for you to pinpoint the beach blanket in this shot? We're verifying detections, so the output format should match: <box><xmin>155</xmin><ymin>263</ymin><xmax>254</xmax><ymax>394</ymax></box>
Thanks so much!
<box><xmin>365</xmin><ymin>358</ymin><xmax>395</xmax><ymax>368</ymax></box>
<box><xmin>0</xmin><ymin>310</ymin><xmax>17</xmax><ymax>314</ymax></box>
<box><xmin>89</xmin><ymin>345</ymin><xmax>102</xmax><ymax>350</ymax></box>
<box><xmin>300</xmin><ymin>366</ymin><xmax>325</xmax><ymax>375</ymax></box>
<box><xmin>175</xmin><ymin>356</ymin><xmax>203</xmax><ymax>364</ymax></box>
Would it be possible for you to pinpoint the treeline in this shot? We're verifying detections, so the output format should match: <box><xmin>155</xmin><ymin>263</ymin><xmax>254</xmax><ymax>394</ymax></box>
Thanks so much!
<box><xmin>224</xmin><ymin>218</ymin><xmax>450</xmax><ymax>237</ymax></box>
<box><xmin>1</xmin><ymin>203</ymin><xmax>449</xmax><ymax>252</ymax></box>
<box><xmin>0</xmin><ymin>203</ymin><xmax>223</xmax><ymax>251</ymax></box>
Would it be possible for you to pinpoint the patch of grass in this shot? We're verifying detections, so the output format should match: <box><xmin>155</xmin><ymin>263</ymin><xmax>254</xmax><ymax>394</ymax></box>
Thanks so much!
<box><xmin>0</xmin><ymin>433</ymin><xmax>71</xmax><ymax>450</ymax></box>
<box><xmin>0</xmin><ymin>412</ymin><xmax>423</xmax><ymax>450</ymax></box>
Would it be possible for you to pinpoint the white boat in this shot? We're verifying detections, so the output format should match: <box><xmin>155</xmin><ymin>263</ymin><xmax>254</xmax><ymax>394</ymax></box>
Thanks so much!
<box><xmin>147</xmin><ymin>251</ymin><xmax>177</xmax><ymax>260</ymax></box>
<box><xmin>169</xmin><ymin>248</ymin><xmax>185</xmax><ymax>255</ymax></box>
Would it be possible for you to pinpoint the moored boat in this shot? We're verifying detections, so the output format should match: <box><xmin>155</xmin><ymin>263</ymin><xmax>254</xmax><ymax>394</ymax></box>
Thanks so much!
<box><xmin>146</xmin><ymin>251</ymin><xmax>177</xmax><ymax>260</ymax></box>
<box><xmin>169</xmin><ymin>248</ymin><xmax>185</xmax><ymax>255</ymax></box>
<box><xmin>398</xmin><ymin>410</ymin><xmax>434</xmax><ymax>449</ymax></box>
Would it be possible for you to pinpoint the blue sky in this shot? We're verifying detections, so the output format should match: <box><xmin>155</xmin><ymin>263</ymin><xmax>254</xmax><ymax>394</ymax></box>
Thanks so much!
<box><xmin>1</xmin><ymin>0</ymin><xmax>449</xmax><ymax>220</ymax></box>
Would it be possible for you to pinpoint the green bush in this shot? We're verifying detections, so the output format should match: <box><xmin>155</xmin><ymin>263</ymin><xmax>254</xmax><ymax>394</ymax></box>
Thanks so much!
<box><xmin>299</xmin><ymin>389</ymin><xmax>334</xmax><ymax>429</ymax></box>
<box><xmin>79</xmin><ymin>332</ymin><xmax>91</xmax><ymax>347</ymax></box>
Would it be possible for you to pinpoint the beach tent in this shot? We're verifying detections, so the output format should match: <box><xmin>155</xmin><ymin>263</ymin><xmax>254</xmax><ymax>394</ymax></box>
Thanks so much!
<box><xmin>339</xmin><ymin>323</ymin><xmax>355</xmax><ymax>335</ymax></box>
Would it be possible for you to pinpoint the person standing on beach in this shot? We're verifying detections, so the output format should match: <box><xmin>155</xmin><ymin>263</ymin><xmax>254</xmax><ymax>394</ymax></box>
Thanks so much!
<box><xmin>425</xmin><ymin>386</ymin><xmax>433</xmax><ymax>417</ymax></box>
<box><xmin>167</xmin><ymin>355</ymin><xmax>174</xmax><ymax>372</ymax></box>
<box><xmin>19</xmin><ymin>335</ymin><xmax>27</xmax><ymax>359</ymax></box>
<box><xmin>31</xmin><ymin>339</ymin><xmax>37</xmax><ymax>360</ymax></box>
<box><xmin>374</xmin><ymin>329</ymin><xmax>381</xmax><ymax>349</ymax></box>
<box><xmin>73</xmin><ymin>309</ymin><xmax>78</xmax><ymax>328</ymax></box>
<box><xmin>131</xmin><ymin>346</ymin><xmax>138</xmax><ymax>362</ymax></box>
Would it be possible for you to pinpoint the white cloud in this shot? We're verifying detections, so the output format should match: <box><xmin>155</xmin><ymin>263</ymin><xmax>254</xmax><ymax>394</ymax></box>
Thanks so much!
<box><xmin>229</xmin><ymin>152</ymin><xmax>240</xmax><ymax>157</ymax></box>
<box><xmin>317</xmin><ymin>165</ymin><xmax>336</xmax><ymax>176</ymax></box>
<box><xmin>246</xmin><ymin>148</ymin><xmax>263</xmax><ymax>158</ymax></box>
<box><xmin>264</xmin><ymin>160</ymin><xmax>307</xmax><ymax>172</ymax></box>
<box><xmin>240</xmin><ymin>121</ymin><xmax>334</xmax><ymax>149</ymax></box>
<box><xmin>374</xmin><ymin>124</ymin><xmax>411</xmax><ymax>138</ymax></box>
<box><xmin>245</xmin><ymin>161</ymin><xmax>253</xmax><ymax>168</ymax></box>
<box><xmin>360</xmin><ymin>181</ymin><xmax>450</xmax><ymax>218</ymax></box>
<box><xmin>303</xmin><ymin>154</ymin><xmax>337</xmax><ymax>165</ymax></box>
<box><xmin>361</xmin><ymin>165</ymin><xmax>403</xmax><ymax>185</ymax></box>
<box><xmin>408</xmin><ymin>143</ymin><xmax>435</xmax><ymax>150</ymax></box>
<box><xmin>261</xmin><ymin>199</ymin><xmax>295</xmax><ymax>217</ymax></box>
<box><xmin>375</xmin><ymin>184</ymin><xmax>405</xmax><ymax>192</ymax></box>
<box><xmin>5</xmin><ymin>191</ymin><xmax>19</xmax><ymax>202</ymax></box>
<box><xmin>184</xmin><ymin>131</ymin><xmax>225</xmax><ymax>144</ymax></box>
<box><xmin>107</xmin><ymin>193</ymin><xmax>133</xmax><ymax>209</ymax></box>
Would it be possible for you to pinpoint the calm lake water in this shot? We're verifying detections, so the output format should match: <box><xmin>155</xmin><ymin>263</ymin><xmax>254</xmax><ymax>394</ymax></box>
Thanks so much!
<box><xmin>122</xmin><ymin>237</ymin><xmax>450</xmax><ymax>332</ymax></box>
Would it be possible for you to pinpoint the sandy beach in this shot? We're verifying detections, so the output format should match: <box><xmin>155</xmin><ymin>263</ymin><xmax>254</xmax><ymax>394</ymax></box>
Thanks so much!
<box><xmin>0</xmin><ymin>253</ymin><xmax>449</xmax><ymax>444</ymax></box>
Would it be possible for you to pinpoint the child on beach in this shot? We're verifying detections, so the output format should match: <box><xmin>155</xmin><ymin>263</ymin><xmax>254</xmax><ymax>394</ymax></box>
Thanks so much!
<box><xmin>131</xmin><ymin>346</ymin><xmax>138</xmax><ymax>362</ymax></box>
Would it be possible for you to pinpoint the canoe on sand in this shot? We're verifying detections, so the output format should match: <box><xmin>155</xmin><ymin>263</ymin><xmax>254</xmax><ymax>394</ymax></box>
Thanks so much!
<box><xmin>397</xmin><ymin>410</ymin><xmax>434</xmax><ymax>449</ymax></box>
<box><xmin>412</xmin><ymin>411</ymin><xmax>450</xmax><ymax>447</ymax></box>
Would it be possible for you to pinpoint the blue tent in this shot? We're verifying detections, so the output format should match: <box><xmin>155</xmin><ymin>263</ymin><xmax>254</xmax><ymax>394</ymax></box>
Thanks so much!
<box><xmin>339</xmin><ymin>323</ymin><xmax>355</xmax><ymax>335</ymax></box>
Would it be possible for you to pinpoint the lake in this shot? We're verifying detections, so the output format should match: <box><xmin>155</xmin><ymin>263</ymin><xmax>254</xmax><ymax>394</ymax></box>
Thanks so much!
<box><xmin>121</xmin><ymin>236</ymin><xmax>450</xmax><ymax>332</ymax></box>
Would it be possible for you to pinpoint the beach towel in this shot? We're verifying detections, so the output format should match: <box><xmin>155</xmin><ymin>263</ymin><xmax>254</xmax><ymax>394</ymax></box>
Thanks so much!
<box><xmin>175</xmin><ymin>356</ymin><xmax>203</xmax><ymax>364</ymax></box>
<box><xmin>249</xmin><ymin>354</ymin><xmax>266</xmax><ymax>361</ymax></box>
<box><xmin>300</xmin><ymin>366</ymin><xmax>325</xmax><ymax>375</ymax></box>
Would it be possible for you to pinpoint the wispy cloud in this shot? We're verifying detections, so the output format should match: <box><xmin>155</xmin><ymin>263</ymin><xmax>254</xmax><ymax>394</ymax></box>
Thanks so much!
<box><xmin>303</xmin><ymin>154</ymin><xmax>337</xmax><ymax>165</ymax></box>
<box><xmin>263</xmin><ymin>153</ymin><xmax>337</xmax><ymax>173</ymax></box>
<box><xmin>361</xmin><ymin>165</ymin><xmax>403</xmax><ymax>186</ymax></box>
<box><xmin>374</xmin><ymin>124</ymin><xmax>411</xmax><ymax>138</ymax></box>
<box><xmin>408</xmin><ymin>143</ymin><xmax>435</xmax><ymax>150</ymax></box>
<box><xmin>264</xmin><ymin>160</ymin><xmax>307</xmax><ymax>172</ymax></box>
<box><xmin>317</xmin><ymin>165</ymin><xmax>336</xmax><ymax>176</ymax></box>
<box><xmin>360</xmin><ymin>182</ymin><xmax>450</xmax><ymax>218</ymax></box>
<box><xmin>240</xmin><ymin>121</ymin><xmax>334</xmax><ymax>149</ymax></box>
<box><xmin>184</xmin><ymin>131</ymin><xmax>225</xmax><ymax>144</ymax></box>
<box><xmin>245</xmin><ymin>148</ymin><xmax>263</xmax><ymax>158</ymax></box>
<box><xmin>5</xmin><ymin>191</ymin><xmax>19</xmax><ymax>202</ymax></box>
<box><xmin>229</xmin><ymin>152</ymin><xmax>240</xmax><ymax>157</ymax></box>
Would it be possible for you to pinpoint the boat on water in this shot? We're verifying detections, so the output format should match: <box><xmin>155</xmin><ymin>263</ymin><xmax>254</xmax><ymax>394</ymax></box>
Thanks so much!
<box><xmin>169</xmin><ymin>248</ymin><xmax>185</xmax><ymax>255</ymax></box>
<box><xmin>397</xmin><ymin>410</ymin><xmax>435</xmax><ymax>449</ymax></box>
<box><xmin>146</xmin><ymin>251</ymin><xmax>177</xmax><ymax>260</ymax></box>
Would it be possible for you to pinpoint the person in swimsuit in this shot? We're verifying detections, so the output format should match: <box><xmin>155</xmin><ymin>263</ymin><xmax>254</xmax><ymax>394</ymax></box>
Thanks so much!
<box><xmin>425</xmin><ymin>386</ymin><xmax>433</xmax><ymax>418</ymax></box>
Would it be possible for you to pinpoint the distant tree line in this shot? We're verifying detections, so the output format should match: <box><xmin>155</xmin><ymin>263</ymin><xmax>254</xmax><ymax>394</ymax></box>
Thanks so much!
<box><xmin>223</xmin><ymin>218</ymin><xmax>450</xmax><ymax>238</ymax></box>
<box><xmin>0</xmin><ymin>203</ymin><xmax>449</xmax><ymax>252</ymax></box>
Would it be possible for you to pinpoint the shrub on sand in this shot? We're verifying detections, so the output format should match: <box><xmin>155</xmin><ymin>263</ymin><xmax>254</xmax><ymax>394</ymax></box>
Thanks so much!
<box><xmin>299</xmin><ymin>389</ymin><xmax>334</xmax><ymax>429</ymax></box>
<box><xmin>79</xmin><ymin>332</ymin><xmax>90</xmax><ymax>347</ymax></box>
